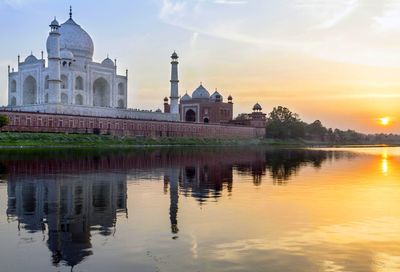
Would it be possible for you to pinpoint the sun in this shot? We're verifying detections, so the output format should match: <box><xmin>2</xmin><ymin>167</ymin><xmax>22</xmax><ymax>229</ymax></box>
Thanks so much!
<box><xmin>379</xmin><ymin>117</ymin><xmax>390</xmax><ymax>126</ymax></box>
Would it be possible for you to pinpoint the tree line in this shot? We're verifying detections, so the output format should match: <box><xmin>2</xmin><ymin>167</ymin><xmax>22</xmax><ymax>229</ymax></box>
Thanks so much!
<box><xmin>237</xmin><ymin>106</ymin><xmax>400</xmax><ymax>144</ymax></box>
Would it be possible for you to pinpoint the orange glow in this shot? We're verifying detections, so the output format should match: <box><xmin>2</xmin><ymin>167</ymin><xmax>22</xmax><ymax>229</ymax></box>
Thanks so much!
<box><xmin>379</xmin><ymin>117</ymin><xmax>390</xmax><ymax>126</ymax></box>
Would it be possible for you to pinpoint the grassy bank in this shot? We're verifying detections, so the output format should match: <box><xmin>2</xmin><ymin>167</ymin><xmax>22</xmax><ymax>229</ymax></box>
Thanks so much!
<box><xmin>0</xmin><ymin>132</ymin><xmax>397</xmax><ymax>148</ymax></box>
<box><xmin>0</xmin><ymin>132</ymin><xmax>267</xmax><ymax>147</ymax></box>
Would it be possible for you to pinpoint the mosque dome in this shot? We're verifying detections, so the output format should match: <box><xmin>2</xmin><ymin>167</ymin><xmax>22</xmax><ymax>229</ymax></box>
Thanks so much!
<box><xmin>253</xmin><ymin>103</ymin><xmax>262</xmax><ymax>111</ymax></box>
<box><xmin>60</xmin><ymin>49</ymin><xmax>74</xmax><ymax>60</ymax></box>
<box><xmin>180</xmin><ymin>93</ymin><xmax>191</xmax><ymax>101</ymax></box>
<box><xmin>24</xmin><ymin>54</ymin><xmax>38</xmax><ymax>64</ymax></box>
<box><xmin>192</xmin><ymin>84</ymin><xmax>210</xmax><ymax>99</ymax></box>
<box><xmin>59</xmin><ymin>17</ymin><xmax>94</xmax><ymax>61</ymax></box>
<box><xmin>210</xmin><ymin>90</ymin><xmax>223</xmax><ymax>102</ymax></box>
<box><xmin>101</xmin><ymin>57</ymin><xmax>114</xmax><ymax>67</ymax></box>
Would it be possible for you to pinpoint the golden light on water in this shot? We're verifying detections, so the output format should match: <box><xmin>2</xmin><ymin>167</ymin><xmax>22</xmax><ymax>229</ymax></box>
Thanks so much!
<box><xmin>382</xmin><ymin>149</ymin><xmax>388</xmax><ymax>176</ymax></box>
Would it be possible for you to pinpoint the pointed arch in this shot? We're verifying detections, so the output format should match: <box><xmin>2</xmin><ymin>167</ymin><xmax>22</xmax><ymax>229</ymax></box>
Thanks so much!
<box><xmin>75</xmin><ymin>76</ymin><xmax>84</xmax><ymax>90</ymax></box>
<box><xmin>61</xmin><ymin>74</ymin><xmax>68</xmax><ymax>89</ymax></box>
<box><xmin>44</xmin><ymin>75</ymin><xmax>49</xmax><ymax>90</ymax></box>
<box><xmin>61</xmin><ymin>93</ymin><xmax>68</xmax><ymax>104</ymax></box>
<box><xmin>10</xmin><ymin>80</ymin><xmax>16</xmax><ymax>93</ymax></box>
<box><xmin>93</xmin><ymin>77</ymin><xmax>110</xmax><ymax>107</ymax></box>
<box><xmin>118</xmin><ymin>83</ymin><xmax>124</xmax><ymax>95</ymax></box>
<box><xmin>118</xmin><ymin>99</ymin><xmax>125</xmax><ymax>108</ymax></box>
<box><xmin>10</xmin><ymin>97</ymin><xmax>16</xmax><ymax>106</ymax></box>
<box><xmin>75</xmin><ymin>94</ymin><xmax>83</xmax><ymax>105</ymax></box>
<box><xmin>23</xmin><ymin>76</ymin><xmax>37</xmax><ymax>105</ymax></box>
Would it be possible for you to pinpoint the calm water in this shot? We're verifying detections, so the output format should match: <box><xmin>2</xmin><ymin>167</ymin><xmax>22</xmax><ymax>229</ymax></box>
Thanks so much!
<box><xmin>0</xmin><ymin>146</ymin><xmax>399</xmax><ymax>272</ymax></box>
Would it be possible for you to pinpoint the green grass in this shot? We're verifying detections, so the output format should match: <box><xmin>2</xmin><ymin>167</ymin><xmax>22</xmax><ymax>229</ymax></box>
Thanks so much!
<box><xmin>0</xmin><ymin>132</ymin><xmax>266</xmax><ymax>147</ymax></box>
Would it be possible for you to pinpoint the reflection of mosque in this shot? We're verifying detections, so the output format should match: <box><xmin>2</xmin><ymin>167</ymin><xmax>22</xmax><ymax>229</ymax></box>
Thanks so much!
<box><xmin>6</xmin><ymin>175</ymin><xmax>127</xmax><ymax>268</ymax></box>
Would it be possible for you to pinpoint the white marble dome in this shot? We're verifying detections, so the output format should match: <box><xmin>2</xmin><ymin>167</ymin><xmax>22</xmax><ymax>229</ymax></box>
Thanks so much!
<box><xmin>101</xmin><ymin>57</ymin><xmax>114</xmax><ymax>67</ymax></box>
<box><xmin>59</xmin><ymin>18</ymin><xmax>94</xmax><ymax>61</ymax></box>
<box><xmin>24</xmin><ymin>54</ymin><xmax>38</xmax><ymax>64</ymax></box>
<box><xmin>192</xmin><ymin>84</ymin><xmax>210</xmax><ymax>99</ymax></box>
<box><xmin>60</xmin><ymin>49</ymin><xmax>74</xmax><ymax>60</ymax></box>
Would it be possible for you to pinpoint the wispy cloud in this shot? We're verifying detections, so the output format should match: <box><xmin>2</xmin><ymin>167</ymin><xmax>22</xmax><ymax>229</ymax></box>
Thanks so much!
<box><xmin>159</xmin><ymin>0</ymin><xmax>186</xmax><ymax>19</ymax></box>
<box><xmin>214</xmin><ymin>0</ymin><xmax>248</xmax><ymax>4</ymax></box>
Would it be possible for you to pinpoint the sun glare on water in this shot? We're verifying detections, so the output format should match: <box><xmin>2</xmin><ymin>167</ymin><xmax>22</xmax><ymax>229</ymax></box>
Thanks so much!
<box><xmin>379</xmin><ymin>117</ymin><xmax>390</xmax><ymax>126</ymax></box>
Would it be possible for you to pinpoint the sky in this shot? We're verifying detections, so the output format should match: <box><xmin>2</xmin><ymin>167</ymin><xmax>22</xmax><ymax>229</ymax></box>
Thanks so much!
<box><xmin>0</xmin><ymin>0</ymin><xmax>399</xmax><ymax>133</ymax></box>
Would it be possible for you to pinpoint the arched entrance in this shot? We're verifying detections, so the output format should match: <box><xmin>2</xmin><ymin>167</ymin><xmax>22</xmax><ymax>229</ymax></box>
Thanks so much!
<box><xmin>23</xmin><ymin>76</ymin><xmax>37</xmax><ymax>105</ymax></box>
<box><xmin>10</xmin><ymin>97</ymin><xmax>16</xmax><ymax>106</ymax></box>
<box><xmin>118</xmin><ymin>99</ymin><xmax>124</xmax><ymax>108</ymax></box>
<box><xmin>204</xmin><ymin>117</ymin><xmax>209</xmax><ymax>123</ymax></box>
<box><xmin>93</xmin><ymin>78</ymin><xmax>110</xmax><ymax>107</ymax></box>
<box><xmin>61</xmin><ymin>93</ymin><xmax>68</xmax><ymax>104</ymax></box>
<box><xmin>185</xmin><ymin>109</ymin><xmax>196</xmax><ymax>122</ymax></box>
<box><xmin>75</xmin><ymin>94</ymin><xmax>83</xmax><ymax>105</ymax></box>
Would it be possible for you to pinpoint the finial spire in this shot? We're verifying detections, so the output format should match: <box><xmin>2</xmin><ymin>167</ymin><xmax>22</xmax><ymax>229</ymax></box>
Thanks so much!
<box><xmin>69</xmin><ymin>6</ymin><xmax>72</xmax><ymax>19</ymax></box>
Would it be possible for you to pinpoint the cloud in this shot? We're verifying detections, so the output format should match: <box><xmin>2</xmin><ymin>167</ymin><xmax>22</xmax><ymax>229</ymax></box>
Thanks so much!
<box><xmin>214</xmin><ymin>0</ymin><xmax>248</xmax><ymax>4</ymax></box>
<box><xmin>317</xmin><ymin>0</ymin><xmax>359</xmax><ymax>29</ymax></box>
<box><xmin>373</xmin><ymin>2</ymin><xmax>400</xmax><ymax>32</ymax></box>
<box><xmin>159</xmin><ymin>0</ymin><xmax>186</xmax><ymax>19</ymax></box>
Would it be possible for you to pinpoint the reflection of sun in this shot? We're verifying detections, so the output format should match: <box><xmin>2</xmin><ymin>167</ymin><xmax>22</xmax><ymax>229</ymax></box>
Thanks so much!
<box><xmin>382</xmin><ymin>149</ymin><xmax>388</xmax><ymax>175</ymax></box>
<box><xmin>380</xmin><ymin>117</ymin><xmax>390</xmax><ymax>126</ymax></box>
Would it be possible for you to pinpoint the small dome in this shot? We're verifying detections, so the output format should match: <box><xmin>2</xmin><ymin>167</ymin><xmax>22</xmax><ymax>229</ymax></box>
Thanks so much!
<box><xmin>164</xmin><ymin>97</ymin><xmax>169</xmax><ymax>102</ymax></box>
<box><xmin>50</xmin><ymin>18</ymin><xmax>59</xmax><ymax>27</ymax></box>
<box><xmin>253</xmin><ymin>103</ymin><xmax>262</xmax><ymax>111</ymax></box>
<box><xmin>156</xmin><ymin>109</ymin><xmax>162</xmax><ymax>113</ymax></box>
<box><xmin>192</xmin><ymin>84</ymin><xmax>210</xmax><ymax>99</ymax></box>
<box><xmin>101</xmin><ymin>57</ymin><xmax>114</xmax><ymax>67</ymax></box>
<box><xmin>60</xmin><ymin>49</ymin><xmax>74</xmax><ymax>60</ymax></box>
<box><xmin>180</xmin><ymin>93</ymin><xmax>191</xmax><ymax>101</ymax></box>
<box><xmin>228</xmin><ymin>95</ymin><xmax>233</xmax><ymax>101</ymax></box>
<box><xmin>171</xmin><ymin>51</ymin><xmax>178</xmax><ymax>59</ymax></box>
<box><xmin>24</xmin><ymin>54</ymin><xmax>38</xmax><ymax>64</ymax></box>
<box><xmin>210</xmin><ymin>90</ymin><xmax>223</xmax><ymax>102</ymax></box>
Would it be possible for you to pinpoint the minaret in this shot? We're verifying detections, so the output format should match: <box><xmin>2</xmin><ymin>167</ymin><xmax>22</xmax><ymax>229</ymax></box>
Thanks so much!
<box><xmin>46</xmin><ymin>18</ymin><xmax>61</xmax><ymax>103</ymax></box>
<box><xmin>169</xmin><ymin>51</ymin><xmax>179</xmax><ymax>115</ymax></box>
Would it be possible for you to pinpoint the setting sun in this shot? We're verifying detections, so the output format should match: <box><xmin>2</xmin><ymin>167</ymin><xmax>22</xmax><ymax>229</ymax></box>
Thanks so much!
<box><xmin>380</xmin><ymin>117</ymin><xmax>390</xmax><ymax>126</ymax></box>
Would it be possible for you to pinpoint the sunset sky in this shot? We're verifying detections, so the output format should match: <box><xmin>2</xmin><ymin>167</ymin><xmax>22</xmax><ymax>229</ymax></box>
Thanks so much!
<box><xmin>0</xmin><ymin>0</ymin><xmax>399</xmax><ymax>133</ymax></box>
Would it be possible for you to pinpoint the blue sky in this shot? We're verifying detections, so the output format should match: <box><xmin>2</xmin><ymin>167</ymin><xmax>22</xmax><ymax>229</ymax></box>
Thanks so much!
<box><xmin>1</xmin><ymin>0</ymin><xmax>400</xmax><ymax>132</ymax></box>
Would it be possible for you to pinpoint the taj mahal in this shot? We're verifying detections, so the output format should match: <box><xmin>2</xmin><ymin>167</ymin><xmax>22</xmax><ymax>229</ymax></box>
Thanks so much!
<box><xmin>3</xmin><ymin>7</ymin><xmax>266</xmax><ymax>134</ymax></box>
<box><xmin>5</xmin><ymin>7</ymin><xmax>180</xmax><ymax>121</ymax></box>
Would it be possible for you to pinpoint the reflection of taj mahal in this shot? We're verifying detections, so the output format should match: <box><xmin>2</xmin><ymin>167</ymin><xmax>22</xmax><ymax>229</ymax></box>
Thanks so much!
<box><xmin>7</xmin><ymin>175</ymin><xmax>127</xmax><ymax>267</ymax></box>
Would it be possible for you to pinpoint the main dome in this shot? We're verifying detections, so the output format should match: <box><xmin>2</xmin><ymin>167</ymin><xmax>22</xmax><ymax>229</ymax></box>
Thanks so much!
<box><xmin>59</xmin><ymin>18</ymin><xmax>94</xmax><ymax>61</ymax></box>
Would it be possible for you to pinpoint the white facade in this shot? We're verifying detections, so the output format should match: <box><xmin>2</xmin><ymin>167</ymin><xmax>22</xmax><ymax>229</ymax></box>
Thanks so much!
<box><xmin>6</xmin><ymin>8</ymin><xmax>179</xmax><ymax>122</ymax></box>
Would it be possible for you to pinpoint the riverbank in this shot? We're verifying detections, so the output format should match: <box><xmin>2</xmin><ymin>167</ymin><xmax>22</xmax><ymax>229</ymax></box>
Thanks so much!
<box><xmin>0</xmin><ymin>132</ymin><xmax>397</xmax><ymax>148</ymax></box>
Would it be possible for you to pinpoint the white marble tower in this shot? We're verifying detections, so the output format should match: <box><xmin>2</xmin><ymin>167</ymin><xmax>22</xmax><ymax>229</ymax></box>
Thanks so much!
<box><xmin>46</xmin><ymin>18</ymin><xmax>62</xmax><ymax>104</ymax></box>
<box><xmin>169</xmin><ymin>52</ymin><xmax>179</xmax><ymax>115</ymax></box>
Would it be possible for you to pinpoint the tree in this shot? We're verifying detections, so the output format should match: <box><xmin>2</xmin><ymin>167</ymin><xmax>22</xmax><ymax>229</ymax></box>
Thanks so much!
<box><xmin>265</xmin><ymin>106</ymin><xmax>306</xmax><ymax>139</ymax></box>
<box><xmin>307</xmin><ymin>120</ymin><xmax>327</xmax><ymax>141</ymax></box>
<box><xmin>0</xmin><ymin>115</ymin><xmax>9</xmax><ymax>130</ymax></box>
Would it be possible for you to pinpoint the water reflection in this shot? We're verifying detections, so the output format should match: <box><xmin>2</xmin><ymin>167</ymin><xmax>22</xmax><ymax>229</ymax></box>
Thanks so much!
<box><xmin>6</xmin><ymin>177</ymin><xmax>127</xmax><ymax>268</ymax></box>
<box><xmin>0</xmin><ymin>147</ymin><xmax>358</xmax><ymax>270</ymax></box>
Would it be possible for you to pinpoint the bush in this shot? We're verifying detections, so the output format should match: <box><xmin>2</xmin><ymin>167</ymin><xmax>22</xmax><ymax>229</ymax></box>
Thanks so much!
<box><xmin>0</xmin><ymin>115</ymin><xmax>9</xmax><ymax>129</ymax></box>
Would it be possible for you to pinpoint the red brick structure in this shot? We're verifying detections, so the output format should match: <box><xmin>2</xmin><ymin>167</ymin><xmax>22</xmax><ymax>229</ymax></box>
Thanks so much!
<box><xmin>0</xmin><ymin>110</ymin><xmax>265</xmax><ymax>139</ymax></box>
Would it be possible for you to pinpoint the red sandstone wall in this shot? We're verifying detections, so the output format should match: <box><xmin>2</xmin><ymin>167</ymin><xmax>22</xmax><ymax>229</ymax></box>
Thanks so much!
<box><xmin>0</xmin><ymin>111</ymin><xmax>265</xmax><ymax>139</ymax></box>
